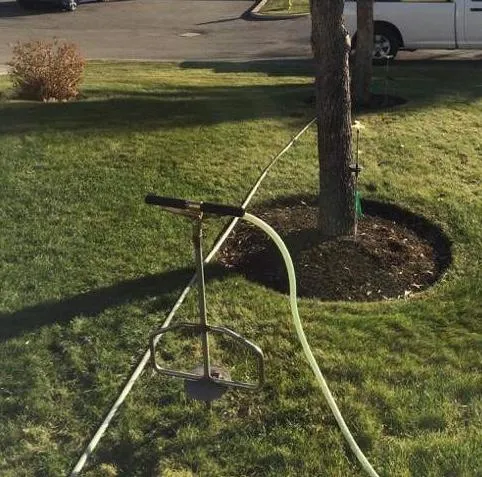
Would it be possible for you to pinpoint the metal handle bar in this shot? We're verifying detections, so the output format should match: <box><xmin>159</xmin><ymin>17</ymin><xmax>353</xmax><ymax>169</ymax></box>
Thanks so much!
<box><xmin>145</xmin><ymin>194</ymin><xmax>245</xmax><ymax>218</ymax></box>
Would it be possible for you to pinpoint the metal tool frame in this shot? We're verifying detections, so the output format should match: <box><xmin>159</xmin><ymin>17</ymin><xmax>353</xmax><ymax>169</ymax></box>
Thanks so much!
<box><xmin>147</xmin><ymin>196</ymin><xmax>264</xmax><ymax>395</ymax></box>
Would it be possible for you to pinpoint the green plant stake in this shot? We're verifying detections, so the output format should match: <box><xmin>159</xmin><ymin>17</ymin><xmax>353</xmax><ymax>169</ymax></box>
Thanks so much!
<box><xmin>351</xmin><ymin>120</ymin><xmax>365</xmax><ymax>237</ymax></box>
<box><xmin>355</xmin><ymin>190</ymin><xmax>363</xmax><ymax>218</ymax></box>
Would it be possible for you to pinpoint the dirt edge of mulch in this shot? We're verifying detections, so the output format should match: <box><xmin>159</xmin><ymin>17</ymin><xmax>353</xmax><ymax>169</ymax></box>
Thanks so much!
<box><xmin>218</xmin><ymin>195</ymin><xmax>452</xmax><ymax>302</ymax></box>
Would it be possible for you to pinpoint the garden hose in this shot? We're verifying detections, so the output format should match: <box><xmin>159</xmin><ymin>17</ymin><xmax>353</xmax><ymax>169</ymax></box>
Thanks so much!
<box><xmin>243</xmin><ymin>213</ymin><xmax>379</xmax><ymax>477</ymax></box>
<box><xmin>70</xmin><ymin>119</ymin><xmax>317</xmax><ymax>476</ymax></box>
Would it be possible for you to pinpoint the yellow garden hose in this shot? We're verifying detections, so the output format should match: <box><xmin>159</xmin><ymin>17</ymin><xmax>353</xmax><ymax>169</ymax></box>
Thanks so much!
<box><xmin>243</xmin><ymin>212</ymin><xmax>379</xmax><ymax>477</ymax></box>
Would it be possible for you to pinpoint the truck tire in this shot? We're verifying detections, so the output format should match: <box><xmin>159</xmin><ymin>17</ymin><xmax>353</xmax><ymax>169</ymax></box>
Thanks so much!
<box><xmin>373</xmin><ymin>26</ymin><xmax>400</xmax><ymax>62</ymax></box>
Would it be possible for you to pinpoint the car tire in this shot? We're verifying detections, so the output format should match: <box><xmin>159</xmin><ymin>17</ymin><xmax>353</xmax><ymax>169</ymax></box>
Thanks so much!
<box><xmin>373</xmin><ymin>26</ymin><xmax>399</xmax><ymax>63</ymax></box>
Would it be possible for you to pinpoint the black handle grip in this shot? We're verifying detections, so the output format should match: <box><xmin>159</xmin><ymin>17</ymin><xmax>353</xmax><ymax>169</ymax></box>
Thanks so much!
<box><xmin>201</xmin><ymin>202</ymin><xmax>245</xmax><ymax>218</ymax></box>
<box><xmin>145</xmin><ymin>194</ymin><xmax>245</xmax><ymax>218</ymax></box>
<box><xmin>145</xmin><ymin>194</ymin><xmax>189</xmax><ymax>209</ymax></box>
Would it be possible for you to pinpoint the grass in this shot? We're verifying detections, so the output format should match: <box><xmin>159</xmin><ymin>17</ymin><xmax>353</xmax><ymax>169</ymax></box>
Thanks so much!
<box><xmin>0</xmin><ymin>59</ymin><xmax>481</xmax><ymax>477</ymax></box>
<box><xmin>258</xmin><ymin>0</ymin><xmax>448</xmax><ymax>15</ymax></box>
<box><xmin>258</xmin><ymin>0</ymin><xmax>309</xmax><ymax>16</ymax></box>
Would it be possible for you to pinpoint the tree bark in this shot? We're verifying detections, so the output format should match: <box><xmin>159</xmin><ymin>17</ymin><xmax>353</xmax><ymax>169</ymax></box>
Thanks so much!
<box><xmin>353</xmin><ymin>0</ymin><xmax>374</xmax><ymax>106</ymax></box>
<box><xmin>310</xmin><ymin>0</ymin><xmax>355</xmax><ymax>237</ymax></box>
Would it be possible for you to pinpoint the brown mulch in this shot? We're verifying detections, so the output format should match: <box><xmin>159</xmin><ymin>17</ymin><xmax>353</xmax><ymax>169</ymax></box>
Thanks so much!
<box><xmin>218</xmin><ymin>198</ymin><xmax>451</xmax><ymax>302</ymax></box>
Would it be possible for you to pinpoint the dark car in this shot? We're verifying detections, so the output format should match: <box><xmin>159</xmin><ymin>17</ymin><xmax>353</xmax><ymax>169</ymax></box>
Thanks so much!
<box><xmin>16</xmin><ymin>0</ymin><xmax>90</xmax><ymax>11</ymax></box>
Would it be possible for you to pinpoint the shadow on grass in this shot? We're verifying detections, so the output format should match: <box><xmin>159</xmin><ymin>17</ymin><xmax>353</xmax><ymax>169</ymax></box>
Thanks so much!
<box><xmin>181</xmin><ymin>58</ymin><xmax>482</xmax><ymax>104</ymax></box>
<box><xmin>180</xmin><ymin>57</ymin><xmax>482</xmax><ymax>76</ymax></box>
<box><xmin>180</xmin><ymin>58</ymin><xmax>315</xmax><ymax>76</ymax></box>
<box><xmin>369</xmin><ymin>59</ymin><xmax>482</xmax><ymax>102</ymax></box>
<box><xmin>0</xmin><ymin>83</ymin><xmax>314</xmax><ymax>136</ymax></box>
<box><xmin>2</xmin><ymin>60</ymin><xmax>481</xmax><ymax>137</ymax></box>
<box><xmin>0</xmin><ymin>264</ymin><xmax>230</xmax><ymax>341</ymax></box>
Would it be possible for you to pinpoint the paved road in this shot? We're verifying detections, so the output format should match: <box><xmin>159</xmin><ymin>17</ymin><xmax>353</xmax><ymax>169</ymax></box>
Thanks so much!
<box><xmin>0</xmin><ymin>0</ymin><xmax>312</xmax><ymax>65</ymax></box>
<box><xmin>0</xmin><ymin>0</ymin><xmax>480</xmax><ymax>69</ymax></box>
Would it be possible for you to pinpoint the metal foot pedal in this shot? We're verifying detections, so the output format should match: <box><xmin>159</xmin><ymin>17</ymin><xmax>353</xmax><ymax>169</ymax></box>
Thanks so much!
<box><xmin>150</xmin><ymin>322</ymin><xmax>264</xmax><ymax>401</ymax></box>
<box><xmin>184</xmin><ymin>365</ymin><xmax>231</xmax><ymax>402</ymax></box>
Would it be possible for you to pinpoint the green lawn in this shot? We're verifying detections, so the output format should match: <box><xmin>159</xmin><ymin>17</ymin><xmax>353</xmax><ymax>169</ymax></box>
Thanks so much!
<box><xmin>1</xmin><ymin>60</ymin><xmax>481</xmax><ymax>477</ymax></box>
<box><xmin>258</xmin><ymin>0</ymin><xmax>309</xmax><ymax>16</ymax></box>
<box><xmin>258</xmin><ymin>0</ymin><xmax>448</xmax><ymax>16</ymax></box>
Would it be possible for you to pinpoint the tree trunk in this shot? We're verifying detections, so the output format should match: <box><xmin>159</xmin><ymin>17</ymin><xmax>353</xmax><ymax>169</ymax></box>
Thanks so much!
<box><xmin>310</xmin><ymin>0</ymin><xmax>355</xmax><ymax>237</ymax></box>
<box><xmin>353</xmin><ymin>0</ymin><xmax>374</xmax><ymax>106</ymax></box>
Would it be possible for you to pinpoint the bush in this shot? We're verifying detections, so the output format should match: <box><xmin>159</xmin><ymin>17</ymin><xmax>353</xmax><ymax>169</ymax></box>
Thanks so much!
<box><xmin>8</xmin><ymin>39</ymin><xmax>85</xmax><ymax>101</ymax></box>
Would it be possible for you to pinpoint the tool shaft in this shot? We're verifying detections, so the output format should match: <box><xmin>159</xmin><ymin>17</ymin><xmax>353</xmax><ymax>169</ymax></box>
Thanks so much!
<box><xmin>193</xmin><ymin>216</ymin><xmax>211</xmax><ymax>379</ymax></box>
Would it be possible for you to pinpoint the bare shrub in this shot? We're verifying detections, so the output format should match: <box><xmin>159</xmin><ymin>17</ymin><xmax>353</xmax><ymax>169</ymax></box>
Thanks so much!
<box><xmin>8</xmin><ymin>40</ymin><xmax>85</xmax><ymax>101</ymax></box>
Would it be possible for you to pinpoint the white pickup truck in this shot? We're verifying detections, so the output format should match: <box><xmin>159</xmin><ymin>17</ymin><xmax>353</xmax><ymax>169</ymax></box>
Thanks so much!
<box><xmin>344</xmin><ymin>0</ymin><xmax>482</xmax><ymax>59</ymax></box>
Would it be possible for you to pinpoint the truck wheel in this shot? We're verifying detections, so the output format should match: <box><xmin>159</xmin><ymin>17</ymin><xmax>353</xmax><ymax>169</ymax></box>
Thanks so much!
<box><xmin>373</xmin><ymin>26</ymin><xmax>399</xmax><ymax>62</ymax></box>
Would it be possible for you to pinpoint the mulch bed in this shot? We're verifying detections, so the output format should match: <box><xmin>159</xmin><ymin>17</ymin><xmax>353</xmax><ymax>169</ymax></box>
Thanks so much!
<box><xmin>218</xmin><ymin>197</ymin><xmax>451</xmax><ymax>302</ymax></box>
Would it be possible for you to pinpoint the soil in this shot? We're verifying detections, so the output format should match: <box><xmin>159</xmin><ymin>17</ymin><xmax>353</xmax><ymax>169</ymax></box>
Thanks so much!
<box><xmin>218</xmin><ymin>196</ymin><xmax>451</xmax><ymax>302</ymax></box>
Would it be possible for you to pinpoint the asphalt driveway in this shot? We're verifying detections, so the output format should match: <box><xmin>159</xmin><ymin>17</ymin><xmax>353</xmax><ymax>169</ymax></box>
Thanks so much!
<box><xmin>0</xmin><ymin>0</ymin><xmax>312</xmax><ymax>65</ymax></box>
<box><xmin>0</xmin><ymin>0</ymin><xmax>480</xmax><ymax>71</ymax></box>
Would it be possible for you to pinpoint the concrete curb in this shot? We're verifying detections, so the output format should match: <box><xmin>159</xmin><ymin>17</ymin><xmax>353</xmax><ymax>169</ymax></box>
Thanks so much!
<box><xmin>249</xmin><ymin>0</ymin><xmax>309</xmax><ymax>19</ymax></box>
